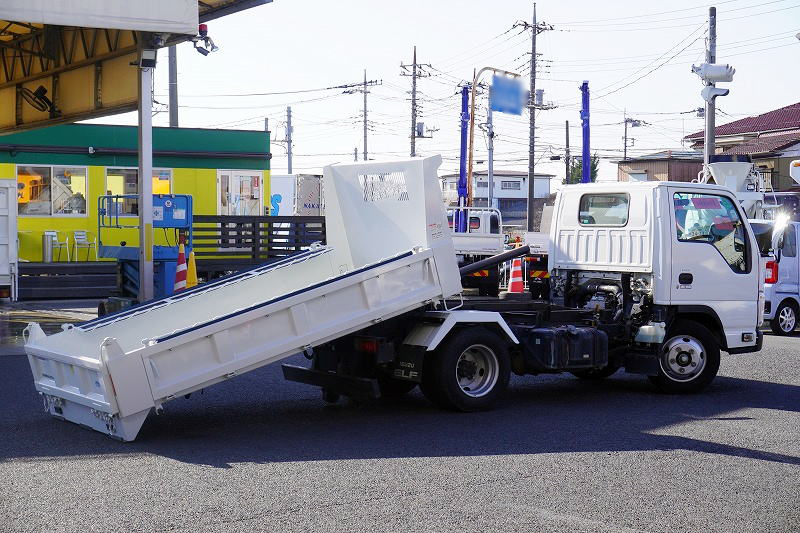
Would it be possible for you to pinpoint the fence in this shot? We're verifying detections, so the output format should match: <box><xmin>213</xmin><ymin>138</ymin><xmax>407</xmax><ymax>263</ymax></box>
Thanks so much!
<box><xmin>192</xmin><ymin>215</ymin><xmax>326</xmax><ymax>277</ymax></box>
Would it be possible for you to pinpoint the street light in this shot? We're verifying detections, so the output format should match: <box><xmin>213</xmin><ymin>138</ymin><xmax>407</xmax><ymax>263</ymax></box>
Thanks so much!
<box><xmin>467</xmin><ymin>67</ymin><xmax>520</xmax><ymax>205</ymax></box>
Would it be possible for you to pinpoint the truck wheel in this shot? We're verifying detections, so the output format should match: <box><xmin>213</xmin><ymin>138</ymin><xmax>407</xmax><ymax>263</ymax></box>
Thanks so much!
<box><xmin>423</xmin><ymin>328</ymin><xmax>510</xmax><ymax>411</ymax></box>
<box><xmin>648</xmin><ymin>320</ymin><xmax>720</xmax><ymax>393</ymax></box>
<box><xmin>570</xmin><ymin>365</ymin><xmax>619</xmax><ymax>380</ymax></box>
<box><xmin>770</xmin><ymin>300</ymin><xmax>797</xmax><ymax>336</ymax></box>
<box><xmin>378</xmin><ymin>378</ymin><xmax>417</xmax><ymax>398</ymax></box>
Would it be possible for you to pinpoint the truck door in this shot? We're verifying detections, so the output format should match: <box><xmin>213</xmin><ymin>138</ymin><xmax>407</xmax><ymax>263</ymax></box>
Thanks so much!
<box><xmin>669</xmin><ymin>188</ymin><xmax>759</xmax><ymax>348</ymax></box>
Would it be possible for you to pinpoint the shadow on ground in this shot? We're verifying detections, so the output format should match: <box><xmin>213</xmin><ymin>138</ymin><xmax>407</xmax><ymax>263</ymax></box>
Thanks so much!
<box><xmin>2</xmin><ymin>351</ymin><xmax>798</xmax><ymax>468</ymax></box>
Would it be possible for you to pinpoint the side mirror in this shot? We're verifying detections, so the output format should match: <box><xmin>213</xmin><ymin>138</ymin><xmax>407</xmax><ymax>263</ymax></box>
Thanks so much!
<box><xmin>503</xmin><ymin>234</ymin><xmax>510</xmax><ymax>244</ymax></box>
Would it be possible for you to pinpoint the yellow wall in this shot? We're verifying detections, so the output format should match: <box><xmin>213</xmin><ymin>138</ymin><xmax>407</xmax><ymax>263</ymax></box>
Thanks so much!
<box><xmin>2</xmin><ymin>163</ymin><xmax>271</xmax><ymax>262</ymax></box>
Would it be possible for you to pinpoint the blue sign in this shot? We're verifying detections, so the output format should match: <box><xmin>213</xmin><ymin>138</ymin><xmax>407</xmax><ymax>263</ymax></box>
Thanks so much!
<box><xmin>490</xmin><ymin>75</ymin><xmax>525</xmax><ymax>115</ymax></box>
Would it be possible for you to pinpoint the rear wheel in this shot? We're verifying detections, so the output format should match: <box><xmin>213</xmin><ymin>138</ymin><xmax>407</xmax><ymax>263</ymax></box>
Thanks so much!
<box><xmin>421</xmin><ymin>328</ymin><xmax>510</xmax><ymax>411</ymax></box>
<box><xmin>771</xmin><ymin>300</ymin><xmax>797</xmax><ymax>336</ymax></box>
<box><xmin>648</xmin><ymin>320</ymin><xmax>720</xmax><ymax>393</ymax></box>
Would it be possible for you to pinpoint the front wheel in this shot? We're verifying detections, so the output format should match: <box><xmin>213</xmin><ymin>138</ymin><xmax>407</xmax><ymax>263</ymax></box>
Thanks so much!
<box><xmin>421</xmin><ymin>328</ymin><xmax>510</xmax><ymax>411</ymax></box>
<box><xmin>648</xmin><ymin>320</ymin><xmax>720</xmax><ymax>393</ymax></box>
<box><xmin>770</xmin><ymin>301</ymin><xmax>797</xmax><ymax>336</ymax></box>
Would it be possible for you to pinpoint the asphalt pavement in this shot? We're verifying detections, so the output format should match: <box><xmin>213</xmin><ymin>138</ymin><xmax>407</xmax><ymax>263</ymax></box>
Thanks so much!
<box><xmin>0</xmin><ymin>301</ymin><xmax>798</xmax><ymax>532</ymax></box>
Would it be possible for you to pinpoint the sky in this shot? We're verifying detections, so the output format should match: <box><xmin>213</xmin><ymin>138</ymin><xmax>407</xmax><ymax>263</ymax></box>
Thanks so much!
<box><xmin>98</xmin><ymin>0</ymin><xmax>800</xmax><ymax>182</ymax></box>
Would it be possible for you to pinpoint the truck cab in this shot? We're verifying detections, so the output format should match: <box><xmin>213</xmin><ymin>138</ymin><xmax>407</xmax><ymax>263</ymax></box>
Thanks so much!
<box><xmin>549</xmin><ymin>181</ymin><xmax>763</xmax><ymax>381</ymax></box>
<box><xmin>447</xmin><ymin>207</ymin><xmax>504</xmax><ymax>296</ymax></box>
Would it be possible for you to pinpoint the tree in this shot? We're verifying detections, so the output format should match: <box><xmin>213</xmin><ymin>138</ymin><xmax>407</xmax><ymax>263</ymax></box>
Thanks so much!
<box><xmin>564</xmin><ymin>153</ymin><xmax>599</xmax><ymax>184</ymax></box>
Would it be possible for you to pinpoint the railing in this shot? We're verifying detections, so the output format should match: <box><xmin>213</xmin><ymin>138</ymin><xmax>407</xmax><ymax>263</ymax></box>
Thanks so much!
<box><xmin>191</xmin><ymin>215</ymin><xmax>326</xmax><ymax>276</ymax></box>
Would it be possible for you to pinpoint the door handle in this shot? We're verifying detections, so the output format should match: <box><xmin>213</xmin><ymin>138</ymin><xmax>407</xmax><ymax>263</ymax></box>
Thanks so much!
<box><xmin>679</xmin><ymin>273</ymin><xmax>694</xmax><ymax>284</ymax></box>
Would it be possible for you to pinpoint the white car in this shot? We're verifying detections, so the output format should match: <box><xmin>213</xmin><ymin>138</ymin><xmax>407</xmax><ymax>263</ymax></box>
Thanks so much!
<box><xmin>751</xmin><ymin>219</ymin><xmax>800</xmax><ymax>335</ymax></box>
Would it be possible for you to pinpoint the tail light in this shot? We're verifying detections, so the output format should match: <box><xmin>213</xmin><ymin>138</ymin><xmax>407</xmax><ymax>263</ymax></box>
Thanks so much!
<box><xmin>354</xmin><ymin>337</ymin><xmax>380</xmax><ymax>354</ymax></box>
<box><xmin>765</xmin><ymin>260</ymin><xmax>778</xmax><ymax>284</ymax></box>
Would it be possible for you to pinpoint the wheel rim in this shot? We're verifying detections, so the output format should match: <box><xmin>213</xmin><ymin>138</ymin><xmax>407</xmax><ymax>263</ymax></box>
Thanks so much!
<box><xmin>455</xmin><ymin>344</ymin><xmax>499</xmax><ymax>398</ymax></box>
<box><xmin>660</xmin><ymin>334</ymin><xmax>706</xmax><ymax>383</ymax></box>
<box><xmin>778</xmin><ymin>305</ymin><xmax>796</xmax><ymax>332</ymax></box>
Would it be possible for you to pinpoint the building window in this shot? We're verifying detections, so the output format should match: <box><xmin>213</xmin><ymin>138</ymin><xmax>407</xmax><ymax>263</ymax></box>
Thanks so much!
<box><xmin>501</xmin><ymin>181</ymin><xmax>521</xmax><ymax>190</ymax></box>
<box><xmin>17</xmin><ymin>165</ymin><xmax>88</xmax><ymax>216</ymax></box>
<box><xmin>106</xmin><ymin>168</ymin><xmax>172</xmax><ymax>215</ymax></box>
<box><xmin>53</xmin><ymin>167</ymin><xmax>87</xmax><ymax>215</ymax></box>
<box><xmin>476</xmin><ymin>181</ymin><xmax>488</xmax><ymax>188</ymax></box>
<box><xmin>448</xmin><ymin>182</ymin><xmax>457</xmax><ymax>190</ymax></box>
<box><xmin>579</xmin><ymin>193</ymin><xmax>629</xmax><ymax>226</ymax></box>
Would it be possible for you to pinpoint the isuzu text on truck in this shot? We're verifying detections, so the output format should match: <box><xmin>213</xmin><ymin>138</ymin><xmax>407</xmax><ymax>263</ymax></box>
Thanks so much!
<box><xmin>24</xmin><ymin>156</ymin><xmax>762</xmax><ymax>441</ymax></box>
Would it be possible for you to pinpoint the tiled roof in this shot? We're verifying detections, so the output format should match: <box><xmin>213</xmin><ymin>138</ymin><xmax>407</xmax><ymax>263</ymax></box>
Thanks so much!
<box><xmin>722</xmin><ymin>132</ymin><xmax>800</xmax><ymax>155</ymax></box>
<box><xmin>686</xmin><ymin>102</ymin><xmax>800</xmax><ymax>139</ymax></box>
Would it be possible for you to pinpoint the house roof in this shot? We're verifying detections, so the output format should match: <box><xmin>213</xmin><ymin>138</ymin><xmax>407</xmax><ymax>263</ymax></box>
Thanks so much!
<box><xmin>686</xmin><ymin>102</ymin><xmax>800</xmax><ymax>140</ymax></box>
<box><xmin>722</xmin><ymin>132</ymin><xmax>800</xmax><ymax>156</ymax></box>
<box><xmin>618</xmin><ymin>150</ymin><xmax>702</xmax><ymax>163</ymax></box>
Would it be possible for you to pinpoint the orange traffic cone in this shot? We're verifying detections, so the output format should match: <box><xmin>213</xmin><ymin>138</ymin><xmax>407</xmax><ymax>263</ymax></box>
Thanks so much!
<box><xmin>174</xmin><ymin>234</ymin><xmax>187</xmax><ymax>293</ymax></box>
<box><xmin>508</xmin><ymin>258</ymin><xmax>524</xmax><ymax>293</ymax></box>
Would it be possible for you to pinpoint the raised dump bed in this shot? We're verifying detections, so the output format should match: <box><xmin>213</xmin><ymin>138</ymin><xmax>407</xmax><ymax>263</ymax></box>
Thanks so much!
<box><xmin>24</xmin><ymin>156</ymin><xmax>461</xmax><ymax>440</ymax></box>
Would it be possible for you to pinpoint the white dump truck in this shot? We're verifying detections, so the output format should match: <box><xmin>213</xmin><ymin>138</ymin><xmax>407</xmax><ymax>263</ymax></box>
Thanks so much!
<box><xmin>24</xmin><ymin>156</ymin><xmax>762</xmax><ymax>441</ymax></box>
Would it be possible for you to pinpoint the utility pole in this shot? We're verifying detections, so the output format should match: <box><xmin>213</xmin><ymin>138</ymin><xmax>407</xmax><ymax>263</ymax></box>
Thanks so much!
<box><xmin>565</xmin><ymin>120</ymin><xmax>570</xmax><ymax>182</ymax></box>
<box><xmin>623</xmin><ymin>115</ymin><xmax>644</xmax><ymax>161</ymax></box>
<box><xmin>487</xmin><ymin>104</ymin><xmax>495</xmax><ymax>209</ymax></box>
<box><xmin>624</xmin><ymin>113</ymin><xmax>629</xmax><ymax>161</ymax></box>
<box><xmin>286</xmin><ymin>106</ymin><xmax>293</xmax><ymax>174</ymax></box>
<box><xmin>363</xmin><ymin>69</ymin><xmax>368</xmax><ymax>160</ymax></box>
<box><xmin>401</xmin><ymin>46</ymin><xmax>431</xmax><ymax>157</ymax></box>
<box><xmin>704</xmin><ymin>7</ymin><xmax>717</xmax><ymax>168</ymax></box>
<box><xmin>350</xmin><ymin>73</ymin><xmax>381</xmax><ymax>161</ymax></box>
<box><xmin>168</xmin><ymin>45</ymin><xmax>178</xmax><ymax>127</ymax></box>
<box><xmin>515</xmin><ymin>4</ymin><xmax>552</xmax><ymax>231</ymax></box>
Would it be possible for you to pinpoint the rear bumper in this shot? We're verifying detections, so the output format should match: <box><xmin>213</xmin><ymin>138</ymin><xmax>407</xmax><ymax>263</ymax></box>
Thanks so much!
<box><xmin>727</xmin><ymin>329</ymin><xmax>763</xmax><ymax>354</ymax></box>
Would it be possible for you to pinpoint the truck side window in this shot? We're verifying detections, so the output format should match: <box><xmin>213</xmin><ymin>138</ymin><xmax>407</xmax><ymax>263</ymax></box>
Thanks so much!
<box><xmin>674</xmin><ymin>193</ymin><xmax>748</xmax><ymax>273</ymax></box>
<box><xmin>782</xmin><ymin>225</ymin><xmax>797</xmax><ymax>258</ymax></box>
<box><xmin>578</xmin><ymin>194</ymin><xmax>629</xmax><ymax>225</ymax></box>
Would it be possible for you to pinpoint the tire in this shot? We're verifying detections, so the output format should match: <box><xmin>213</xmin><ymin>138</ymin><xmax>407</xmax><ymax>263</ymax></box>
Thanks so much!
<box><xmin>421</xmin><ymin>327</ymin><xmax>511</xmax><ymax>411</ymax></box>
<box><xmin>377</xmin><ymin>377</ymin><xmax>417</xmax><ymax>398</ymax></box>
<box><xmin>570</xmin><ymin>365</ymin><xmax>620</xmax><ymax>380</ymax></box>
<box><xmin>648</xmin><ymin>320</ymin><xmax>720</xmax><ymax>393</ymax></box>
<box><xmin>770</xmin><ymin>300</ymin><xmax>797</xmax><ymax>336</ymax></box>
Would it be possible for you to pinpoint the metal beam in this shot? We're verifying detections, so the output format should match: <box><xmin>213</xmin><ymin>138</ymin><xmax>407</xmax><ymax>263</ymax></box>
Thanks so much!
<box><xmin>200</xmin><ymin>0</ymin><xmax>272</xmax><ymax>22</ymax></box>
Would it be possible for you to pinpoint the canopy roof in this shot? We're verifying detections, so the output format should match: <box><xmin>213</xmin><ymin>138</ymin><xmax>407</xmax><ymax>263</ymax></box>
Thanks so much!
<box><xmin>0</xmin><ymin>1</ymin><xmax>270</xmax><ymax>134</ymax></box>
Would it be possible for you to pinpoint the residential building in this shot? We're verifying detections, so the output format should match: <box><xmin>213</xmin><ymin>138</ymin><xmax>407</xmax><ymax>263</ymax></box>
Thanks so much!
<box><xmin>684</xmin><ymin>101</ymin><xmax>800</xmax><ymax>190</ymax></box>
<box><xmin>440</xmin><ymin>170</ymin><xmax>553</xmax><ymax>227</ymax></box>
<box><xmin>617</xmin><ymin>150</ymin><xmax>703</xmax><ymax>182</ymax></box>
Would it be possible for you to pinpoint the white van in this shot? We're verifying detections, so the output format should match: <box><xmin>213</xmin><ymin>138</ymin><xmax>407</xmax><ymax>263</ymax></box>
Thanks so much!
<box><xmin>751</xmin><ymin>219</ymin><xmax>800</xmax><ymax>335</ymax></box>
